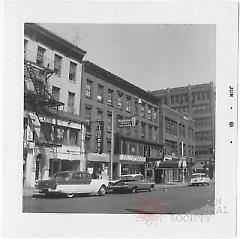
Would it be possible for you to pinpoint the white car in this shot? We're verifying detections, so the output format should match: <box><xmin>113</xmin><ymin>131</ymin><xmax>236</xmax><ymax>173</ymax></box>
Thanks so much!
<box><xmin>35</xmin><ymin>171</ymin><xmax>109</xmax><ymax>197</ymax></box>
<box><xmin>189</xmin><ymin>173</ymin><xmax>210</xmax><ymax>186</ymax></box>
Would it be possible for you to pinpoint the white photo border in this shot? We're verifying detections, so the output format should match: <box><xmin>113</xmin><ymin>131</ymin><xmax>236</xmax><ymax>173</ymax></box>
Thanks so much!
<box><xmin>2</xmin><ymin>1</ymin><xmax>238</xmax><ymax>238</ymax></box>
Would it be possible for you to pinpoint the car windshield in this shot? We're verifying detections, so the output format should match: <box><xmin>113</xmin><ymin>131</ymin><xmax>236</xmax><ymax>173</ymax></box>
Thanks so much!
<box><xmin>120</xmin><ymin>176</ymin><xmax>135</xmax><ymax>181</ymax></box>
<box><xmin>191</xmin><ymin>174</ymin><xmax>205</xmax><ymax>178</ymax></box>
<box><xmin>52</xmin><ymin>172</ymin><xmax>71</xmax><ymax>181</ymax></box>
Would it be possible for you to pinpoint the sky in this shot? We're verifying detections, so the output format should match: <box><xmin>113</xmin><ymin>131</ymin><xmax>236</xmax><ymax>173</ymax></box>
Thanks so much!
<box><xmin>41</xmin><ymin>23</ymin><xmax>216</xmax><ymax>91</ymax></box>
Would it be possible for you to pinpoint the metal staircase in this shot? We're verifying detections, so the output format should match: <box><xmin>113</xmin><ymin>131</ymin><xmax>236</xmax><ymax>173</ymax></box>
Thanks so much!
<box><xmin>24</xmin><ymin>59</ymin><xmax>64</xmax><ymax>146</ymax></box>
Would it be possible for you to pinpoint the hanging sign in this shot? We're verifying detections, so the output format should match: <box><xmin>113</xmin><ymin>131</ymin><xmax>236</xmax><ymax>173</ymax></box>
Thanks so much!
<box><xmin>96</xmin><ymin>121</ymin><xmax>104</xmax><ymax>154</ymax></box>
<box><xmin>117</xmin><ymin>117</ymin><xmax>136</xmax><ymax>128</ymax></box>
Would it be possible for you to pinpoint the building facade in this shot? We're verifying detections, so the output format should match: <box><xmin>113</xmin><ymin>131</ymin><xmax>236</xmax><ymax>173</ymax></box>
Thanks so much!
<box><xmin>80</xmin><ymin>61</ymin><xmax>163</xmax><ymax>180</ymax></box>
<box><xmin>154</xmin><ymin>105</ymin><xmax>195</xmax><ymax>183</ymax></box>
<box><xmin>23</xmin><ymin>23</ymin><xmax>87</xmax><ymax>189</ymax></box>
<box><xmin>151</xmin><ymin>82</ymin><xmax>215</xmax><ymax>164</ymax></box>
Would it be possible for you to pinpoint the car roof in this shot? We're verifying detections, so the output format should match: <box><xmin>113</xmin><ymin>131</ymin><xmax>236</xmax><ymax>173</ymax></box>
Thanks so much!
<box><xmin>192</xmin><ymin>173</ymin><xmax>206</xmax><ymax>176</ymax></box>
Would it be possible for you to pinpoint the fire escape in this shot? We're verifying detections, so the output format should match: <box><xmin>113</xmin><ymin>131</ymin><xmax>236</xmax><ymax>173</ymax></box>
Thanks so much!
<box><xmin>24</xmin><ymin>52</ymin><xmax>64</xmax><ymax>147</ymax></box>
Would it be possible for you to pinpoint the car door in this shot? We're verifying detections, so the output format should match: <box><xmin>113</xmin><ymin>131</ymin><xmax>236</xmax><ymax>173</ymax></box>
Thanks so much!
<box><xmin>71</xmin><ymin>172</ymin><xmax>90</xmax><ymax>193</ymax></box>
<box><xmin>134</xmin><ymin>175</ymin><xmax>145</xmax><ymax>190</ymax></box>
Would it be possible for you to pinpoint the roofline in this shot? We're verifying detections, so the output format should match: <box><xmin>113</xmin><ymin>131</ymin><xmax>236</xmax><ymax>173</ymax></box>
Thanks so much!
<box><xmin>151</xmin><ymin>82</ymin><xmax>215</xmax><ymax>94</ymax></box>
<box><xmin>160</xmin><ymin>105</ymin><xmax>194</xmax><ymax>121</ymax></box>
<box><xmin>24</xmin><ymin>23</ymin><xmax>87</xmax><ymax>62</ymax></box>
<box><xmin>83</xmin><ymin>60</ymin><xmax>160</xmax><ymax>105</ymax></box>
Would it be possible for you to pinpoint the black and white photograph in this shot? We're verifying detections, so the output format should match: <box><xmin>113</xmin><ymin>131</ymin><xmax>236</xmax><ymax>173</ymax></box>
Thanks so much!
<box><xmin>22</xmin><ymin>22</ymin><xmax>216</xmax><ymax>215</ymax></box>
<box><xmin>2</xmin><ymin>1</ymin><xmax>238</xmax><ymax>238</ymax></box>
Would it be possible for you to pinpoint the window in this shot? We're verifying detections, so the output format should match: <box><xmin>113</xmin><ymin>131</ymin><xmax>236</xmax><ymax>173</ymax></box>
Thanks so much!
<box><xmin>69</xmin><ymin>128</ymin><xmax>79</xmax><ymax>146</ymax></box>
<box><xmin>85</xmin><ymin>79</ymin><xmax>93</xmax><ymax>98</ymax></box>
<box><xmin>179</xmin><ymin>95</ymin><xmax>184</xmax><ymax>104</ymax></box>
<box><xmin>141</xmin><ymin>123</ymin><xmax>146</xmax><ymax>139</ymax></box>
<box><xmin>85</xmin><ymin>105</ymin><xmax>92</xmax><ymax>121</ymax></box>
<box><xmin>117</xmin><ymin>91</ymin><xmax>123</xmax><ymax>109</ymax></box>
<box><xmin>183</xmin><ymin>124</ymin><xmax>185</xmax><ymax>137</ymax></box>
<box><xmin>138</xmin><ymin>144</ymin><xmax>144</xmax><ymax>156</ymax></box>
<box><xmin>165</xmin><ymin>140</ymin><xmax>178</xmax><ymax>156</ymax></box>
<box><xmin>107</xmin><ymin>89</ymin><xmax>113</xmax><ymax>106</ymax></box>
<box><xmin>52</xmin><ymin>86</ymin><xmax>60</xmax><ymax>101</ymax></box>
<box><xmin>128</xmin><ymin>143</ymin><xmax>138</xmax><ymax>155</ymax></box>
<box><xmin>206</xmin><ymin>91</ymin><xmax>211</xmax><ymax>99</ymax></box>
<box><xmin>36</xmin><ymin>46</ymin><xmax>45</xmax><ymax>66</ymax></box>
<box><xmin>97</xmin><ymin>84</ymin><xmax>104</xmax><ymax>102</ymax></box>
<box><xmin>126</xmin><ymin>96</ymin><xmax>131</xmax><ymax>112</ymax></box>
<box><xmin>107</xmin><ymin>112</ymin><xmax>112</xmax><ymax>133</ymax></box>
<box><xmin>68</xmin><ymin>92</ymin><xmax>75</xmax><ymax>113</ymax></box>
<box><xmin>69</xmin><ymin>62</ymin><xmax>77</xmax><ymax>81</ymax></box>
<box><xmin>97</xmin><ymin>109</ymin><xmax>103</xmax><ymax>122</ymax></box>
<box><xmin>165</xmin><ymin>118</ymin><xmax>177</xmax><ymax>136</ymax></box>
<box><xmin>140</xmin><ymin>103</ymin><xmax>145</xmax><ymax>118</ymax></box>
<box><xmin>147</xmin><ymin>106</ymin><xmax>152</xmax><ymax>120</ymax></box>
<box><xmin>55</xmin><ymin>126</ymin><xmax>66</xmax><ymax>144</ymax></box>
<box><xmin>153</xmin><ymin>127</ymin><xmax>158</xmax><ymax>141</ymax></box>
<box><xmin>148</xmin><ymin>125</ymin><xmax>153</xmax><ymax>141</ymax></box>
<box><xmin>54</xmin><ymin>54</ymin><xmax>62</xmax><ymax>75</ymax></box>
<box><xmin>153</xmin><ymin>108</ymin><xmax>157</xmax><ymax>122</ymax></box>
<box><xmin>179</xmin><ymin>123</ymin><xmax>182</xmax><ymax>136</ymax></box>
<box><xmin>107</xmin><ymin>139</ymin><xmax>111</xmax><ymax>153</ymax></box>
<box><xmin>134</xmin><ymin>99</ymin><xmax>139</xmax><ymax>115</ymax></box>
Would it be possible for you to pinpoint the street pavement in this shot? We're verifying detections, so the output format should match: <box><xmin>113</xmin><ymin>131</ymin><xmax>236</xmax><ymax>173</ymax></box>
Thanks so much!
<box><xmin>22</xmin><ymin>182</ymin><xmax>215</xmax><ymax>214</ymax></box>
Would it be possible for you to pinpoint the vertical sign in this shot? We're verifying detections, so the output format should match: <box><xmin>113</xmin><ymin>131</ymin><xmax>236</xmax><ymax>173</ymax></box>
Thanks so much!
<box><xmin>96</xmin><ymin>121</ymin><xmax>104</xmax><ymax>154</ymax></box>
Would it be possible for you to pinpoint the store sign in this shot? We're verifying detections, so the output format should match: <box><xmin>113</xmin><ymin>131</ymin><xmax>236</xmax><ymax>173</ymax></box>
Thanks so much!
<box><xmin>119</xmin><ymin>154</ymin><xmax>146</xmax><ymax>162</ymax></box>
<box><xmin>96</xmin><ymin>121</ymin><xmax>104</xmax><ymax>154</ymax></box>
<box><xmin>117</xmin><ymin>117</ymin><xmax>136</xmax><ymax>128</ymax></box>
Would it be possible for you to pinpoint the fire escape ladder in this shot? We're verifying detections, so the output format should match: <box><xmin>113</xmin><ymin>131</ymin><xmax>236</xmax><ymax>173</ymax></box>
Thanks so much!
<box><xmin>25</xmin><ymin>61</ymin><xmax>60</xmax><ymax>145</ymax></box>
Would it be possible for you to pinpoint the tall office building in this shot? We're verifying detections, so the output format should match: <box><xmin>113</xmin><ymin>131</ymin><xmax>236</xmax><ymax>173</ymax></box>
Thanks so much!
<box><xmin>151</xmin><ymin>82</ymin><xmax>215</xmax><ymax>163</ymax></box>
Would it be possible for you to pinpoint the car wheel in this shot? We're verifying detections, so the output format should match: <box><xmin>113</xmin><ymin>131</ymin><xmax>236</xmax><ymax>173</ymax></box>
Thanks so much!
<box><xmin>148</xmin><ymin>186</ymin><xmax>153</xmax><ymax>192</ymax></box>
<box><xmin>67</xmin><ymin>193</ymin><xmax>74</xmax><ymax>198</ymax></box>
<box><xmin>98</xmin><ymin>185</ymin><xmax>106</xmax><ymax>196</ymax></box>
<box><xmin>131</xmin><ymin>187</ymin><xmax>137</xmax><ymax>193</ymax></box>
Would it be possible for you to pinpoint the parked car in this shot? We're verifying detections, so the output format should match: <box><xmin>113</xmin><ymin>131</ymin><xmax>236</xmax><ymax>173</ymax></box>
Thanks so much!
<box><xmin>35</xmin><ymin>171</ymin><xmax>109</xmax><ymax>197</ymax></box>
<box><xmin>108</xmin><ymin>174</ymin><xmax>155</xmax><ymax>193</ymax></box>
<box><xmin>189</xmin><ymin>173</ymin><xmax>210</xmax><ymax>186</ymax></box>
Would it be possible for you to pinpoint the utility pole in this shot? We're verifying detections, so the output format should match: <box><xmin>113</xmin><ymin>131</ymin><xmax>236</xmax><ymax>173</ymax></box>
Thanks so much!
<box><xmin>110</xmin><ymin>110</ymin><xmax>115</xmax><ymax>180</ymax></box>
<box><xmin>182</xmin><ymin>141</ymin><xmax>185</xmax><ymax>183</ymax></box>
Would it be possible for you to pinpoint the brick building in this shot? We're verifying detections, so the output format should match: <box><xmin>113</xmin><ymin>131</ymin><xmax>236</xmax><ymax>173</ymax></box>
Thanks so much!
<box><xmin>80</xmin><ymin>61</ymin><xmax>163</xmax><ymax>180</ymax></box>
<box><xmin>23</xmin><ymin>23</ymin><xmax>86</xmax><ymax>188</ymax></box>
<box><xmin>151</xmin><ymin>82</ymin><xmax>215</xmax><ymax>164</ymax></box>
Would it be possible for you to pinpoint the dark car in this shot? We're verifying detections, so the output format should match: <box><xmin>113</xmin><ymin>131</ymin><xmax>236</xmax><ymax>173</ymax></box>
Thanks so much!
<box><xmin>35</xmin><ymin>171</ymin><xmax>109</xmax><ymax>197</ymax></box>
<box><xmin>108</xmin><ymin>174</ymin><xmax>155</xmax><ymax>193</ymax></box>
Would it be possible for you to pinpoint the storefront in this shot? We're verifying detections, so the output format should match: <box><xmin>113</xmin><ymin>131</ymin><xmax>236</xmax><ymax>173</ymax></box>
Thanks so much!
<box><xmin>113</xmin><ymin>154</ymin><xmax>146</xmax><ymax>179</ymax></box>
<box><xmin>154</xmin><ymin>158</ymin><xmax>192</xmax><ymax>183</ymax></box>
<box><xmin>86</xmin><ymin>153</ymin><xmax>109</xmax><ymax>179</ymax></box>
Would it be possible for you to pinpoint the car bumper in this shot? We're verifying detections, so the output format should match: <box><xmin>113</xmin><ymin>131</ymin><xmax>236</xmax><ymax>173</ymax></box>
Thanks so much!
<box><xmin>108</xmin><ymin>185</ymin><xmax>130</xmax><ymax>191</ymax></box>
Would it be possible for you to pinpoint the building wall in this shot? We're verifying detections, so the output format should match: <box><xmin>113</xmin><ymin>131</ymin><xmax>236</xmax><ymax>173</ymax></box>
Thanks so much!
<box><xmin>23</xmin><ymin>25</ymin><xmax>86</xmax><ymax>188</ymax></box>
<box><xmin>152</xmin><ymin>82</ymin><xmax>215</xmax><ymax>162</ymax></box>
<box><xmin>80</xmin><ymin>62</ymin><xmax>160</xmax><ymax>154</ymax></box>
<box><xmin>24</xmin><ymin>37</ymin><xmax>82</xmax><ymax>115</ymax></box>
<box><xmin>159</xmin><ymin>105</ymin><xmax>195</xmax><ymax>158</ymax></box>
